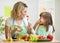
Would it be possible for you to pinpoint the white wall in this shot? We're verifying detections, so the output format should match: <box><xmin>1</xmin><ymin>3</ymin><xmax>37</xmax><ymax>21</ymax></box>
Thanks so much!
<box><xmin>1</xmin><ymin>0</ymin><xmax>59</xmax><ymax>40</ymax></box>
<box><xmin>0</xmin><ymin>0</ymin><xmax>55</xmax><ymax>25</ymax></box>
<box><xmin>0</xmin><ymin>0</ymin><xmax>39</xmax><ymax>26</ymax></box>
<box><xmin>55</xmin><ymin>0</ymin><xmax>60</xmax><ymax>40</ymax></box>
<box><xmin>38</xmin><ymin>0</ymin><xmax>55</xmax><ymax>25</ymax></box>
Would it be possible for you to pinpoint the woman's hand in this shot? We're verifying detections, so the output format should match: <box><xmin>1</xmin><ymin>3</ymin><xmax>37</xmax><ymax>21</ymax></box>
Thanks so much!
<box><xmin>15</xmin><ymin>27</ymin><xmax>22</xmax><ymax>32</ymax></box>
<box><xmin>11</xmin><ymin>27</ymin><xmax>22</xmax><ymax>36</ymax></box>
<box><xmin>28</xmin><ymin>22</ymin><xmax>32</xmax><ymax>27</ymax></box>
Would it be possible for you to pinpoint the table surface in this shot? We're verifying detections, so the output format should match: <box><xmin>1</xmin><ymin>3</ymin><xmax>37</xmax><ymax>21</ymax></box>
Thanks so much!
<box><xmin>0</xmin><ymin>39</ymin><xmax>60</xmax><ymax>43</ymax></box>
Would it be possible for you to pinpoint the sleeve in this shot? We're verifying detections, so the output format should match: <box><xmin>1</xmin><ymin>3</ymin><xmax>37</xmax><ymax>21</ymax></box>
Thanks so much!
<box><xmin>5</xmin><ymin>18</ymin><xmax>12</xmax><ymax>27</ymax></box>
<box><xmin>23</xmin><ymin>17</ymin><xmax>28</xmax><ymax>26</ymax></box>
<box><xmin>31</xmin><ymin>29</ymin><xmax>36</xmax><ymax>34</ymax></box>
<box><xmin>48</xmin><ymin>25</ymin><xmax>53</xmax><ymax>35</ymax></box>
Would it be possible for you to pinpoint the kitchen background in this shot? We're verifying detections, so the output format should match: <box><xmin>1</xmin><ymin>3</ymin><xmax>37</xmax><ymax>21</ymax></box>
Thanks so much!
<box><xmin>0</xmin><ymin>0</ymin><xmax>60</xmax><ymax>41</ymax></box>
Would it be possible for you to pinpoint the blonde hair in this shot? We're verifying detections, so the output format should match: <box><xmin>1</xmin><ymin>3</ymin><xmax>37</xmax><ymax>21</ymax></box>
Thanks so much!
<box><xmin>11</xmin><ymin>1</ymin><xmax>28</xmax><ymax>19</ymax></box>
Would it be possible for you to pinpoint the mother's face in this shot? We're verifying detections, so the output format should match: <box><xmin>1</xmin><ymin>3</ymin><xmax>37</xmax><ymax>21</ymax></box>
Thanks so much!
<box><xmin>20</xmin><ymin>8</ymin><xmax>27</xmax><ymax>18</ymax></box>
<box><xmin>21</xmin><ymin>7</ymin><xmax>27</xmax><ymax>17</ymax></box>
<box><xmin>18</xmin><ymin>7</ymin><xmax>27</xmax><ymax>19</ymax></box>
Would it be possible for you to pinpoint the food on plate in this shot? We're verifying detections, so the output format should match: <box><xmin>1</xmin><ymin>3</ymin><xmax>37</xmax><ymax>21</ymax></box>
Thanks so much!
<box><xmin>19</xmin><ymin>34</ymin><xmax>30</xmax><ymax>41</ymax></box>
<box><xmin>38</xmin><ymin>36</ymin><xmax>45</xmax><ymax>40</ymax></box>
<box><xmin>6</xmin><ymin>38</ymin><xmax>12</xmax><ymax>42</ymax></box>
<box><xmin>22</xmin><ymin>35</ymin><xmax>30</xmax><ymax>41</ymax></box>
<box><xmin>16</xmin><ymin>34</ymin><xmax>20</xmax><ymax>40</ymax></box>
<box><xmin>47</xmin><ymin>35</ymin><xmax>53</xmax><ymax>40</ymax></box>
<box><xmin>29</xmin><ymin>34</ymin><xmax>38</xmax><ymax>42</ymax></box>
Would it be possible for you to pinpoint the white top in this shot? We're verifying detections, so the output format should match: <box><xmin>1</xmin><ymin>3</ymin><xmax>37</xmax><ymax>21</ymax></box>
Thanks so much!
<box><xmin>5</xmin><ymin>17</ymin><xmax>28</xmax><ymax>27</ymax></box>
<box><xmin>48</xmin><ymin>25</ymin><xmax>53</xmax><ymax>35</ymax></box>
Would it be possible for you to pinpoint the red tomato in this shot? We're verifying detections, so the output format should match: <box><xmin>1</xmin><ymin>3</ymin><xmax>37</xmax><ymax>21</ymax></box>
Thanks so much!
<box><xmin>47</xmin><ymin>35</ymin><xmax>53</xmax><ymax>41</ymax></box>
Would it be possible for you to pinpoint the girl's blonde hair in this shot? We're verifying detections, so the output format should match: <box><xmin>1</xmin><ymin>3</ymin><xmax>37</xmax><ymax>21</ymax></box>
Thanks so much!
<box><xmin>11</xmin><ymin>1</ymin><xmax>28</xmax><ymax>19</ymax></box>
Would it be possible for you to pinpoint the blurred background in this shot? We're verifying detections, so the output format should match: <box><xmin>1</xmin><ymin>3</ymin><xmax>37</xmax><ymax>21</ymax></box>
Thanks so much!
<box><xmin>0</xmin><ymin>0</ymin><xmax>60</xmax><ymax>41</ymax></box>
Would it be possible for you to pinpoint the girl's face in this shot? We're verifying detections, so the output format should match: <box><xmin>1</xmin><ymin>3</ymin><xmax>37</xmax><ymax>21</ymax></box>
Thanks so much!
<box><xmin>40</xmin><ymin>17</ymin><xmax>47</xmax><ymax>25</ymax></box>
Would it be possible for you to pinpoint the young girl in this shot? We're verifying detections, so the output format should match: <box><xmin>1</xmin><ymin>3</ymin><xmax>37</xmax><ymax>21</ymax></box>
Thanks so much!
<box><xmin>5</xmin><ymin>1</ymin><xmax>32</xmax><ymax>39</ymax></box>
<box><xmin>33</xmin><ymin>12</ymin><xmax>55</xmax><ymax>37</ymax></box>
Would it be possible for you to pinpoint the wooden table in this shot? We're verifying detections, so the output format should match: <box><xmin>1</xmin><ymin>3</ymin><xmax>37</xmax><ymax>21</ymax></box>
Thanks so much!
<box><xmin>0</xmin><ymin>39</ymin><xmax>60</xmax><ymax>43</ymax></box>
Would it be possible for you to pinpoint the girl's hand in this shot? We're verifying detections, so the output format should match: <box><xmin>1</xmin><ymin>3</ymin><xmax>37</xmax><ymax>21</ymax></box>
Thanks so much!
<box><xmin>36</xmin><ymin>19</ymin><xmax>43</xmax><ymax>25</ymax></box>
<box><xmin>15</xmin><ymin>27</ymin><xmax>22</xmax><ymax>32</ymax></box>
<box><xmin>36</xmin><ymin>19</ymin><xmax>41</xmax><ymax>24</ymax></box>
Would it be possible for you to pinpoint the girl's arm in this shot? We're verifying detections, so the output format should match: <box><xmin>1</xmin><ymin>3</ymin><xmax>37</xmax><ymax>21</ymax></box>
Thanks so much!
<box><xmin>48</xmin><ymin>25</ymin><xmax>54</xmax><ymax>36</ymax></box>
<box><xmin>33</xmin><ymin>22</ymin><xmax>38</xmax><ymax>30</ymax></box>
<box><xmin>33</xmin><ymin>19</ymin><xmax>40</xmax><ymax>30</ymax></box>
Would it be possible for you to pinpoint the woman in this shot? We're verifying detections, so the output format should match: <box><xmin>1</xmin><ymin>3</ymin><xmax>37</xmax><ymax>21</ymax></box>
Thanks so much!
<box><xmin>5</xmin><ymin>1</ymin><xmax>32</xmax><ymax>39</ymax></box>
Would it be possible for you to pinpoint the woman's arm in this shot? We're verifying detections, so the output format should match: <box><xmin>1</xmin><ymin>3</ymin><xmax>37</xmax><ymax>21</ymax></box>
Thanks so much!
<box><xmin>11</xmin><ymin>28</ymin><xmax>17</xmax><ymax>36</ymax></box>
<box><xmin>5</xmin><ymin>25</ymin><xmax>22</xmax><ymax>39</ymax></box>
<box><xmin>27</xmin><ymin>22</ymin><xmax>32</xmax><ymax>34</ymax></box>
<box><xmin>5</xmin><ymin>25</ymin><xmax>17</xmax><ymax>39</ymax></box>
<box><xmin>11</xmin><ymin>27</ymin><xmax>22</xmax><ymax>36</ymax></box>
<box><xmin>5</xmin><ymin>25</ymin><xmax>11</xmax><ymax>39</ymax></box>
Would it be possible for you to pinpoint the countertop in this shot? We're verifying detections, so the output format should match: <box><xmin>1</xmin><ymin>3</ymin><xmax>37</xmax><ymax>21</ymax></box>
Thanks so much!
<box><xmin>0</xmin><ymin>39</ymin><xmax>60</xmax><ymax>43</ymax></box>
